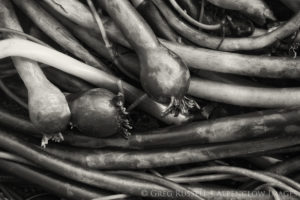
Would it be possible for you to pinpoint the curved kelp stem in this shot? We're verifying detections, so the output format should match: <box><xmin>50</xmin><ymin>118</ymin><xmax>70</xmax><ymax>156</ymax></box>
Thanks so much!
<box><xmin>0</xmin><ymin>0</ymin><xmax>70</xmax><ymax>147</ymax></box>
<box><xmin>169</xmin><ymin>0</ymin><xmax>221</xmax><ymax>30</ymax></box>
<box><xmin>0</xmin><ymin>159</ymin><xmax>109</xmax><ymax>200</ymax></box>
<box><xmin>153</xmin><ymin>0</ymin><xmax>299</xmax><ymax>51</ymax></box>
<box><xmin>0</xmin><ymin>38</ymin><xmax>192</xmax><ymax>125</ymax></box>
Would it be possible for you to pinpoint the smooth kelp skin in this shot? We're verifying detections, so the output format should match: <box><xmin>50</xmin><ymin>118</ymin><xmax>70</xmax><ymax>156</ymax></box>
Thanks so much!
<box><xmin>139</xmin><ymin>47</ymin><xmax>190</xmax><ymax>103</ymax></box>
<box><xmin>98</xmin><ymin>0</ymin><xmax>194</xmax><ymax>116</ymax></box>
<box><xmin>1</xmin><ymin>1</ymin><xmax>300</xmax><ymax>200</ymax></box>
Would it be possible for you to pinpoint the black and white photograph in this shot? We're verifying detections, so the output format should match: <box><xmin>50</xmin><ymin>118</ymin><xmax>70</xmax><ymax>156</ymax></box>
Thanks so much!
<box><xmin>0</xmin><ymin>0</ymin><xmax>300</xmax><ymax>199</ymax></box>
